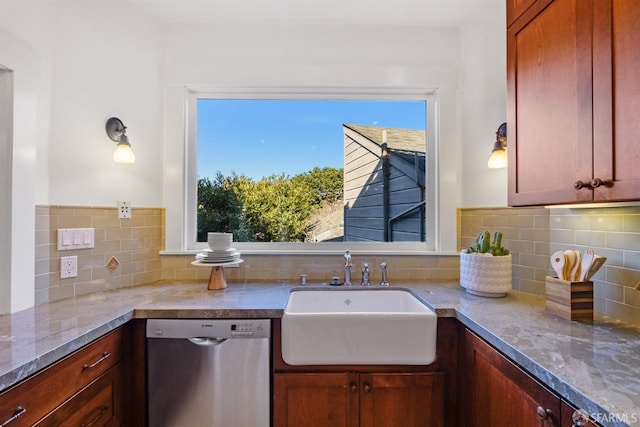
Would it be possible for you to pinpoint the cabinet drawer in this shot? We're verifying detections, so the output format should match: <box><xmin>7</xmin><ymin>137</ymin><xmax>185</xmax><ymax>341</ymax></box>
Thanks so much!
<box><xmin>0</xmin><ymin>327</ymin><xmax>123</xmax><ymax>426</ymax></box>
<box><xmin>34</xmin><ymin>365</ymin><xmax>121</xmax><ymax>427</ymax></box>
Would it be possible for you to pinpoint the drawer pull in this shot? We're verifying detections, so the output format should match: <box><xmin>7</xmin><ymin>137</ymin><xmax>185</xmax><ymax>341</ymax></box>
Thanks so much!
<box><xmin>1</xmin><ymin>406</ymin><xmax>26</xmax><ymax>426</ymax></box>
<box><xmin>81</xmin><ymin>405</ymin><xmax>109</xmax><ymax>427</ymax></box>
<box><xmin>82</xmin><ymin>352</ymin><xmax>111</xmax><ymax>370</ymax></box>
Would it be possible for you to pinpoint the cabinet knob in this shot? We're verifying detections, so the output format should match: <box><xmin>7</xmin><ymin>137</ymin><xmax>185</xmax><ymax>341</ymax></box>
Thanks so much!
<box><xmin>589</xmin><ymin>178</ymin><xmax>612</xmax><ymax>188</ymax></box>
<box><xmin>536</xmin><ymin>406</ymin><xmax>551</xmax><ymax>420</ymax></box>
<box><xmin>574</xmin><ymin>180</ymin><xmax>588</xmax><ymax>190</ymax></box>
<box><xmin>575</xmin><ymin>178</ymin><xmax>613</xmax><ymax>190</ymax></box>
<box><xmin>363</xmin><ymin>383</ymin><xmax>372</xmax><ymax>394</ymax></box>
<box><xmin>350</xmin><ymin>382</ymin><xmax>358</xmax><ymax>393</ymax></box>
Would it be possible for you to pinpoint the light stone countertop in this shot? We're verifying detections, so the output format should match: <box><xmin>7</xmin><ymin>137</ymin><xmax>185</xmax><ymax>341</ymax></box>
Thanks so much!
<box><xmin>1</xmin><ymin>281</ymin><xmax>639</xmax><ymax>427</ymax></box>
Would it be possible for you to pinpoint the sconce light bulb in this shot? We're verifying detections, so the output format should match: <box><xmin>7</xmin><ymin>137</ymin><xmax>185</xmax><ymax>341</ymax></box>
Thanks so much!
<box><xmin>487</xmin><ymin>149</ymin><xmax>507</xmax><ymax>169</ymax></box>
<box><xmin>113</xmin><ymin>142</ymin><xmax>136</xmax><ymax>164</ymax></box>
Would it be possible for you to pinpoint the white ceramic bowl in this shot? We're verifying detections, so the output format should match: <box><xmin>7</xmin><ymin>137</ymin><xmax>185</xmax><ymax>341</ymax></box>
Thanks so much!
<box><xmin>207</xmin><ymin>232</ymin><xmax>233</xmax><ymax>251</ymax></box>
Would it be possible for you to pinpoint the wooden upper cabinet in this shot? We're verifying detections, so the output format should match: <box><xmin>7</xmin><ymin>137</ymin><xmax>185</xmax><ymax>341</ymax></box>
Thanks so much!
<box><xmin>508</xmin><ymin>0</ymin><xmax>594</xmax><ymax>206</ymax></box>
<box><xmin>508</xmin><ymin>0</ymin><xmax>640</xmax><ymax>206</ymax></box>
<box><xmin>506</xmin><ymin>0</ymin><xmax>538</xmax><ymax>26</ymax></box>
<box><xmin>592</xmin><ymin>0</ymin><xmax>640</xmax><ymax>202</ymax></box>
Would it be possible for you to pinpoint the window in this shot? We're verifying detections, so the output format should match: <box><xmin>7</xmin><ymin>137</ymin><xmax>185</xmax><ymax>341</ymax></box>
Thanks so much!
<box><xmin>185</xmin><ymin>89</ymin><xmax>437</xmax><ymax>252</ymax></box>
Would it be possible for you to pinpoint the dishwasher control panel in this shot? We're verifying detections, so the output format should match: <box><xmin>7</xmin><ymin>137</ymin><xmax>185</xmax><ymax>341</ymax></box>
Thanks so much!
<box><xmin>147</xmin><ymin>319</ymin><xmax>271</xmax><ymax>339</ymax></box>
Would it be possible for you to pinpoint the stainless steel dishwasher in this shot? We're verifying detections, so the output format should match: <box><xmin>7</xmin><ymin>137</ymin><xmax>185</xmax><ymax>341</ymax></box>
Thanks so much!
<box><xmin>146</xmin><ymin>319</ymin><xmax>271</xmax><ymax>427</ymax></box>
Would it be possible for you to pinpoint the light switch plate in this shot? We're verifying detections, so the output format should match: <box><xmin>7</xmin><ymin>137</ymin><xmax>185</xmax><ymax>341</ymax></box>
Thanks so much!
<box><xmin>57</xmin><ymin>228</ymin><xmax>94</xmax><ymax>250</ymax></box>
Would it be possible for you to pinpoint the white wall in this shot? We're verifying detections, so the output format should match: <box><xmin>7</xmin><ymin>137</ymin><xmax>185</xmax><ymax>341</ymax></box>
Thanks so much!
<box><xmin>0</xmin><ymin>27</ymin><xmax>41</xmax><ymax>312</ymax></box>
<box><xmin>459</xmin><ymin>15</ymin><xmax>508</xmax><ymax>207</ymax></box>
<box><xmin>0</xmin><ymin>0</ymin><xmax>164</xmax><ymax>312</ymax></box>
<box><xmin>0</xmin><ymin>0</ymin><xmax>507</xmax><ymax>309</ymax></box>
<box><xmin>0</xmin><ymin>0</ymin><xmax>165</xmax><ymax>208</ymax></box>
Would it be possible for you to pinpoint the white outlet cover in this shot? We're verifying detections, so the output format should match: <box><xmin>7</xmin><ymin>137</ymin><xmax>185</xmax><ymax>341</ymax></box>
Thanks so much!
<box><xmin>118</xmin><ymin>201</ymin><xmax>132</xmax><ymax>219</ymax></box>
<box><xmin>60</xmin><ymin>256</ymin><xmax>78</xmax><ymax>279</ymax></box>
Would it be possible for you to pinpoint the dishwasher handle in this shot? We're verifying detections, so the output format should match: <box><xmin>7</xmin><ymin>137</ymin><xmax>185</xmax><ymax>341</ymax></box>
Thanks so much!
<box><xmin>187</xmin><ymin>337</ymin><xmax>228</xmax><ymax>346</ymax></box>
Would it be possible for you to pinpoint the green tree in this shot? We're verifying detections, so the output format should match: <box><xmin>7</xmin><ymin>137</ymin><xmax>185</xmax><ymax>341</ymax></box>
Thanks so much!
<box><xmin>197</xmin><ymin>173</ymin><xmax>252</xmax><ymax>242</ymax></box>
<box><xmin>293</xmin><ymin>167</ymin><xmax>343</xmax><ymax>203</ymax></box>
<box><xmin>236</xmin><ymin>174</ymin><xmax>317</xmax><ymax>242</ymax></box>
<box><xmin>197</xmin><ymin>167</ymin><xmax>344</xmax><ymax>243</ymax></box>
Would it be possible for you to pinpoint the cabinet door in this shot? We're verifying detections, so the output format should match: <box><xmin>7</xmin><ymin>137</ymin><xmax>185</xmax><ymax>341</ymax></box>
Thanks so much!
<box><xmin>465</xmin><ymin>330</ymin><xmax>560</xmax><ymax>427</ymax></box>
<box><xmin>507</xmin><ymin>0</ymin><xmax>594</xmax><ymax>206</ymax></box>
<box><xmin>507</xmin><ymin>0</ymin><xmax>539</xmax><ymax>27</ymax></box>
<box><xmin>359</xmin><ymin>373</ymin><xmax>445</xmax><ymax>427</ymax></box>
<box><xmin>274</xmin><ymin>372</ymin><xmax>359</xmax><ymax>427</ymax></box>
<box><xmin>0</xmin><ymin>327</ymin><xmax>124</xmax><ymax>426</ymax></box>
<box><xmin>34</xmin><ymin>365</ymin><xmax>122</xmax><ymax>427</ymax></box>
<box><xmin>592</xmin><ymin>0</ymin><xmax>640</xmax><ymax>202</ymax></box>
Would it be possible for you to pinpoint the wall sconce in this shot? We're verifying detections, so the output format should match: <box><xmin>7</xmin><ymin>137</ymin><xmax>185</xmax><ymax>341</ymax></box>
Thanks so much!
<box><xmin>487</xmin><ymin>122</ymin><xmax>507</xmax><ymax>169</ymax></box>
<box><xmin>106</xmin><ymin>117</ymin><xmax>135</xmax><ymax>164</ymax></box>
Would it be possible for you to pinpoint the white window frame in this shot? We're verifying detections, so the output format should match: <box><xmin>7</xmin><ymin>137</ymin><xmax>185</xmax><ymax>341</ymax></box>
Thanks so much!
<box><xmin>184</xmin><ymin>87</ymin><xmax>439</xmax><ymax>254</ymax></box>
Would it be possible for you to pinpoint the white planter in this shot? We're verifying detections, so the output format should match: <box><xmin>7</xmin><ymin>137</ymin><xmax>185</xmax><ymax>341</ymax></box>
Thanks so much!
<box><xmin>460</xmin><ymin>251</ymin><xmax>512</xmax><ymax>297</ymax></box>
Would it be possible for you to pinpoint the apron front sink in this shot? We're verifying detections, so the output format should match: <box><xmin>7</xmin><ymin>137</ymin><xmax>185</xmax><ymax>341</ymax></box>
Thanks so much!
<box><xmin>281</xmin><ymin>288</ymin><xmax>437</xmax><ymax>365</ymax></box>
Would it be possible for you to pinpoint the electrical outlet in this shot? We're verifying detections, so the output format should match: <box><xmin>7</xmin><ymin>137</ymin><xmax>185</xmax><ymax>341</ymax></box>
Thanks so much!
<box><xmin>60</xmin><ymin>256</ymin><xmax>78</xmax><ymax>279</ymax></box>
<box><xmin>118</xmin><ymin>201</ymin><xmax>131</xmax><ymax>219</ymax></box>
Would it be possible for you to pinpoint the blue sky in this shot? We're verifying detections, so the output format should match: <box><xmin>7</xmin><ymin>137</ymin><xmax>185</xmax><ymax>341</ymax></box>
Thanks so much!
<box><xmin>197</xmin><ymin>99</ymin><xmax>426</xmax><ymax>181</ymax></box>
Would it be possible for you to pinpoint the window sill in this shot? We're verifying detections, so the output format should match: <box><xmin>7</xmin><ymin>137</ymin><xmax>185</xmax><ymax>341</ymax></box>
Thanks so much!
<box><xmin>161</xmin><ymin>245</ymin><xmax>460</xmax><ymax>257</ymax></box>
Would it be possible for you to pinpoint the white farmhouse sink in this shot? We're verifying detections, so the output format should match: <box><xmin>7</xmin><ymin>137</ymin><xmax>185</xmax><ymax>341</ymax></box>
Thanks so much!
<box><xmin>281</xmin><ymin>288</ymin><xmax>437</xmax><ymax>365</ymax></box>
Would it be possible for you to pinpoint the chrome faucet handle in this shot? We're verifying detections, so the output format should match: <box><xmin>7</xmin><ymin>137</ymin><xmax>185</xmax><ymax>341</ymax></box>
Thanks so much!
<box><xmin>344</xmin><ymin>250</ymin><xmax>352</xmax><ymax>286</ymax></box>
<box><xmin>380</xmin><ymin>262</ymin><xmax>390</xmax><ymax>287</ymax></box>
<box><xmin>361</xmin><ymin>262</ymin><xmax>371</xmax><ymax>286</ymax></box>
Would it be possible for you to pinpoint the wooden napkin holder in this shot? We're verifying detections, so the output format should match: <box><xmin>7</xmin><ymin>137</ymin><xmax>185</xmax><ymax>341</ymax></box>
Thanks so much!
<box><xmin>545</xmin><ymin>276</ymin><xmax>593</xmax><ymax>321</ymax></box>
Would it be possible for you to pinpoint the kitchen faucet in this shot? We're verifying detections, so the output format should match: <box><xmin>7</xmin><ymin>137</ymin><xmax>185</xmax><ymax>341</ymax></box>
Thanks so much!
<box><xmin>361</xmin><ymin>262</ymin><xmax>371</xmax><ymax>286</ymax></box>
<box><xmin>344</xmin><ymin>250</ymin><xmax>352</xmax><ymax>286</ymax></box>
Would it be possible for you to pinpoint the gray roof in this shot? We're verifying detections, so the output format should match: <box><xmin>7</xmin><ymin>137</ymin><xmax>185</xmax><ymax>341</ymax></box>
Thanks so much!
<box><xmin>344</xmin><ymin>124</ymin><xmax>425</xmax><ymax>154</ymax></box>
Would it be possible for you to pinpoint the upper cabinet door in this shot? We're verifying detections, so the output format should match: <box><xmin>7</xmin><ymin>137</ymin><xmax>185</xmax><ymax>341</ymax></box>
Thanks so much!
<box><xmin>507</xmin><ymin>0</ymin><xmax>594</xmax><ymax>206</ymax></box>
<box><xmin>592</xmin><ymin>0</ymin><xmax>640</xmax><ymax>202</ymax></box>
<box><xmin>506</xmin><ymin>0</ymin><xmax>538</xmax><ymax>27</ymax></box>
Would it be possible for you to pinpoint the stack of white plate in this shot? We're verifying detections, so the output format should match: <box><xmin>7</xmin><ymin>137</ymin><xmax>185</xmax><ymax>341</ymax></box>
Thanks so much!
<box><xmin>196</xmin><ymin>232</ymin><xmax>241</xmax><ymax>264</ymax></box>
<box><xmin>195</xmin><ymin>247</ymin><xmax>242</xmax><ymax>264</ymax></box>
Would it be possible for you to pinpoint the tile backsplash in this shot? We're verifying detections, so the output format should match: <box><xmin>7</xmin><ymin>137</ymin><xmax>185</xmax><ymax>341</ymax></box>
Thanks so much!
<box><xmin>161</xmin><ymin>253</ymin><xmax>459</xmax><ymax>285</ymax></box>
<box><xmin>459</xmin><ymin>206</ymin><xmax>640</xmax><ymax>325</ymax></box>
<box><xmin>35</xmin><ymin>205</ymin><xmax>164</xmax><ymax>304</ymax></box>
<box><xmin>34</xmin><ymin>204</ymin><xmax>640</xmax><ymax>325</ymax></box>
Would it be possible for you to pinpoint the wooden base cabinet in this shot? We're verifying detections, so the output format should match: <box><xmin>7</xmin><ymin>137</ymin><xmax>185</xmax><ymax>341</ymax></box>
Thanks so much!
<box><xmin>463</xmin><ymin>329</ymin><xmax>561</xmax><ymax>427</ymax></box>
<box><xmin>0</xmin><ymin>321</ymin><xmax>145</xmax><ymax>427</ymax></box>
<box><xmin>34</xmin><ymin>365</ymin><xmax>123</xmax><ymax>427</ymax></box>
<box><xmin>274</xmin><ymin>371</ymin><xmax>445</xmax><ymax>427</ymax></box>
<box><xmin>272</xmin><ymin>317</ymin><xmax>460</xmax><ymax>427</ymax></box>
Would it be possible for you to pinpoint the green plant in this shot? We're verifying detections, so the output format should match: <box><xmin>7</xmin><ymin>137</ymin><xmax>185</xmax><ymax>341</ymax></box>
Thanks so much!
<box><xmin>465</xmin><ymin>231</ymin><xmax>510</xmax><ymax>256</ymax></box>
